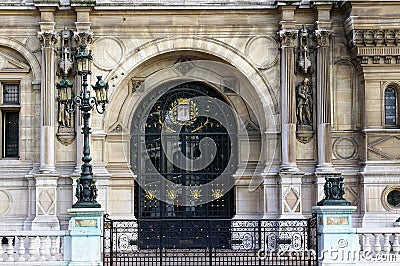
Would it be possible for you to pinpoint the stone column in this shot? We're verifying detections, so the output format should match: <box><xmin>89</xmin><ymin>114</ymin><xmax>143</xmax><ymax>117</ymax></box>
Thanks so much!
<box><xmin>279</xmin><ymin>27</ymin><xmax>299</xmax><ymax>172</ymax></box>
<box><xmin>276</xmin><ymin>7</ymin><xmax>304</xmax><ymax>219</ymax></box>
<box><xmin>315</xmin><ymin>28</ymin><xmax>334</xmax><ymax>172</ymax></box>
<box><xmin>32</xmin><ymin>8</ymin><xmax>60</xmax><ymax>230</ymax></box>
<box><xmin>38</xmin><ymin>15</ymin><xmax>57</xmax><ymax>174</ymax></box>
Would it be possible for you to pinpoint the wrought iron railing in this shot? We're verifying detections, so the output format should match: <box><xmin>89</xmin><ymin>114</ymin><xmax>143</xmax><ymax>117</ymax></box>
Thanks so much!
<box><xmin>103</xmin><ymin>214</ymin><xmax>317</xmax><ymax>266</ymax></box>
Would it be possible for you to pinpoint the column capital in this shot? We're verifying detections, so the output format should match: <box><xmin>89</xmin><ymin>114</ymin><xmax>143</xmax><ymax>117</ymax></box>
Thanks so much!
<box><xmin>279</xmin><ymin>29</ymin><xmax>298</xmax><ymax>48</ymax></box>
<box><xmin>74</xmin><ymin>30</ymin><xmax>93</xmax><ymax>47</ymax></box>
<box><xmin>38</xmin><ymin>30</ymin><xmax>57</xmax><ymax>48</ymax></box>
<box><xmin>315</xmin><ymin>29</ymin><xmax>332</xmax><ymax>48</ymax></box>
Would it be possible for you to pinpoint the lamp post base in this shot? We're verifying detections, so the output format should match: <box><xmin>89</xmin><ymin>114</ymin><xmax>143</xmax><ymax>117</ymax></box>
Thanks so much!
<box><xmin>72</xmin><ymin>201</ymin><xmax>101</xmax><ymax>208</ymax></box>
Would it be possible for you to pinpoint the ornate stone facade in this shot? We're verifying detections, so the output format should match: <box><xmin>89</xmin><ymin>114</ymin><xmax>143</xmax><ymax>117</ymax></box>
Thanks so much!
<box><xmin>0</xmin><ymin>0</ymin><xmax>398</xmax><ymax>230</ymax></box>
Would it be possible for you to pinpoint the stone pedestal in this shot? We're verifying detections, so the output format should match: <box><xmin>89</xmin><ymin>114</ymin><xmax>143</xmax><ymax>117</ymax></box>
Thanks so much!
<box><xmin>67</xmin><ymin>208</ymin><xmax>104</xmax><ymax>266</ymax></box>
<box><xmin>313</xmin><ymin>206</ymin><xmax>359</xmax><ymax>265</ymax></box>
<box><xmin>31</xmin><ymin>173</ymin><xmax>60</xmax><ymax>230</ymax></box>
<box><xmin>278</xmin><ymin>172</ymin><xmax>304</xmax><ymax>218</ymax></box>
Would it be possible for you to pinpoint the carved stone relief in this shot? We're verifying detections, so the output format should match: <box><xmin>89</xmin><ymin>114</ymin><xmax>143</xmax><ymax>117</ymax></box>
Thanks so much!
<box><xmin>37</xmin><ymin>188</ymin><xmax>55</xmax><ymax>215</ymax></box>
<box><xmin>296</xmin><ymin>26</ymin><xmax>312</xmax><ymax>74</ymax></box>
<box><xmin>368</xmin><ymin>135</ymin><xmax>400</xmax><ymax>160</ymax></box>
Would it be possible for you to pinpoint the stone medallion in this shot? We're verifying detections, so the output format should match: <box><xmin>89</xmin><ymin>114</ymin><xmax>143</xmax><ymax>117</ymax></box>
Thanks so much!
<box><xmin>333</xmin><ymin>137</ymin><xmax>357</xmax><ymax>160</ymax></box>
<box><xmin>245</xmin><ymin>36</ymin><xmax>279</xmax><ymax>69</ymax></box>
<box><xmin>92</xmin><ymin>37</ymin><xmax>124</xmax><ymax>70</ymax></box>
<box><xmin>0</xmin><ymin>190</ymin><xmax>11</xmax><ymax>215</ymax></box>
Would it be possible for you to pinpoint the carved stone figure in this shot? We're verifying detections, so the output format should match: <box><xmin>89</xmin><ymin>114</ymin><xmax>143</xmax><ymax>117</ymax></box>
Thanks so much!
<box><xmin>296</xmin><ymin>78</ymin><xmax>312</xmax><ymax>125</ymax></box>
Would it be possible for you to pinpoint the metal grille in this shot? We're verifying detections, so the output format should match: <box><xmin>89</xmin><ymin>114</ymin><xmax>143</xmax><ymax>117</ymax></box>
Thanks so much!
<box><xmin>4</xmin><ymin>111</ymin><xmax>19</xmax><ymax>157</ymax></box>
<box><xmin>3</xmin><ymin>84</ymin><xmax>19</xmax><ymax>104</ymax></box>
<box><xmin>103</xmin><ymin>215</ymin><xmax>318</xmax><ymax>266</ymax></box>
<box><xmin>385</xmin><ymin>87</ymin><xmax>397</xmax><ymax>125</ymax></box>
<box><xmin>132</xmin><ymin>83</ymin><xmax>237</xmax><ymax>220</ymax></box>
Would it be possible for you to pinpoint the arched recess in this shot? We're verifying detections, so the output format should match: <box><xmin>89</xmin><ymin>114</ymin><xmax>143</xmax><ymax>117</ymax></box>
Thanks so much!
<box><xmin>102</xmin><ymin>38</ymin><xmax>280</xmax><ymax>219</ymax></box>
<box><xmin>332</xmin><ymin>59</ymin><xmax>358</xmax><ymax>130</ymax></box>
<box><xmin>103</xmin><ymin>37</ymin><xmax>278</xmax><ymax>135</ymax></box>
<box><xmin>0</xmin><ymin>38</ymin><xmax>41</xmax><ymax>82</ymax></box>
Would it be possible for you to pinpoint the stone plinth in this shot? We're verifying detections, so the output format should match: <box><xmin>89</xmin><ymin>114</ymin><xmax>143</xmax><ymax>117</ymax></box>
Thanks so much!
<box><xmin>67</xmin><ymin>208</ymin><xmax>104</xmax><ymax>266</ymax></box>
<box><xmin>313</xmin><ymin>206</ymin><xmax>359</xmax><ymax>265</ymax></box>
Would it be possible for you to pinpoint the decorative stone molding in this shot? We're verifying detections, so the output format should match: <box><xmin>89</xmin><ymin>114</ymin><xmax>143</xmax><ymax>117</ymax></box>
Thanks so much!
<box><xmin>347</xmin><ymin>29</ymin><xmax>400</xmax><ymax>64</ymax></box>
<box><xmin>56</xmin><ymin>132</ymin><xmax>76</xmax><ymax>146</ymax></box>
<box><xmin>315</xmin><ymin>30</ymin><xmax>332</xmax><ymax>47</ymax></box>
<box><xmin>38</xmin><ymin>31</ymin><xmax>57</xmax><ymax>48</ymax></box>
<box><xmin>279</xmin><ymin>30</ymin><xmax>298</xmax><ymax>48</ymax></box>
<box><xmin>130</xmin><ymin>78</ymin><xmax>144</xmax><ymax>93</ymax></box>
<box><xmin>350</xmin><ymin>29</ymin><xmax>400</xmax><ymax>47</ymax></box>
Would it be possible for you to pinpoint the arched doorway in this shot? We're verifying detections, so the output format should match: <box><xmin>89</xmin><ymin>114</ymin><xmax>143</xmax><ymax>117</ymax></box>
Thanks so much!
<box><xmin>131</xmin><ymin>81</ymin><xmax>237</xmax><ymax>248</ymax></box>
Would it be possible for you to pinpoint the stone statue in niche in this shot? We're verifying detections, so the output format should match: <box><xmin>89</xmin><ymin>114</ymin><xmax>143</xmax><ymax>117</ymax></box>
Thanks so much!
<box><xmin>297</xmin><ymin>25</ymin><xmax>312</xmax><ymax>74</ymax></box>
<box><xmin>296</xmin><ymin>78</ymin><xmax>312</xmax><ymax>126</ymax></box>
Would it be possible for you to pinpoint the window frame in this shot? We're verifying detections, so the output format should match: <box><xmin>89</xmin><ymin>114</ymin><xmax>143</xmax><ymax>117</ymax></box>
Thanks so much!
<box><xmin>383</xmin><ymin>85</ymin><xmax>399</xmax><ymax>128</ymax></box>
<box><xmin>0</xmin><ymin>81</ymin><xmax>21</xmax><ymax>159</ymax></box>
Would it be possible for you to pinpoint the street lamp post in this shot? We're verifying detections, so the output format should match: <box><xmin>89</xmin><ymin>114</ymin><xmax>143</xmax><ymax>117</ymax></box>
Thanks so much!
<box><xmin>71</xmin><ymin>43</ymin><xmax>109</xmax><ymax>208</ymax></box>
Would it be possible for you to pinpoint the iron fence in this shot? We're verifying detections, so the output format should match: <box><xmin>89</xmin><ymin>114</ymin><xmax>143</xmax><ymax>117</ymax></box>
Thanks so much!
<box><xmin>103</xmin><ymin>214</ymin><xmax>317</xmax><ymax>266</ymax></box>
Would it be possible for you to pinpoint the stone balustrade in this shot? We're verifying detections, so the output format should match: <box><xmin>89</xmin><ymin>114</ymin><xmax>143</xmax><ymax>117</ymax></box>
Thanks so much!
<box><xmin>356</xmin><ymin>228</ymin><xmax>400</xmax><ymax>258</ymax></box>
<box><xmin>0</xmin><ymin>231</ymin><xmax>69</xmax><ymax>265</ymax></box>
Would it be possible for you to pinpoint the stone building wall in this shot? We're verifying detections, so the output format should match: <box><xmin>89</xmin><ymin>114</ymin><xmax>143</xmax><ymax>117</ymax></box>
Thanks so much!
<box><xmin>0</xmin><ymin>0</ymin><xmax>398</xmax><ymax>230</ymax></box>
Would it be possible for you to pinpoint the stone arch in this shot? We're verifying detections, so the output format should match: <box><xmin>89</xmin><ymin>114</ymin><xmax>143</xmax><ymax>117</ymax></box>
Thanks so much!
<box><xmin>0</xmin><ymin>37</ymin><xmax>41</xmax><ymax>82</ymax></box>
<box><xmin>103</xmin><ymin>37</ymin><xmax>278</xmax><ymax>134</ymax></box>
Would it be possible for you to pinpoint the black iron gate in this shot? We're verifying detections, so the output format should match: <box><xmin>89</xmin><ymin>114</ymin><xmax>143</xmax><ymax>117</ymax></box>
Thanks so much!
<box><xmin>103</xmin><ymin>214</ymin><xmax>317</xmax><ymax>266</ymax></box>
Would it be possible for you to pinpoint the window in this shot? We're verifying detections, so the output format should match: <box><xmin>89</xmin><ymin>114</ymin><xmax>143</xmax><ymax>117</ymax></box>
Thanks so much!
<box><xmin>384</xmin><ymin>87</ymin><xmax>397</xmax><ymax>126</ymax></box>
<box><xmin>1</xmin><ymin>83</ymin><xmax>20</xmax><ymax>158</ymax></box>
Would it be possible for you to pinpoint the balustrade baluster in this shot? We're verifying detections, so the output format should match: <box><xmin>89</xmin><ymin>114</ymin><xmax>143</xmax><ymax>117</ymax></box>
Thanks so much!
<box><xmin>39</xmin><ymin>236</ymin><xmax>48</xmax><ymax>261</ymax></box>
<box><xmin>383</xmin><ymin>233</ymin><xmax>391</xmax><ymax>254</ymax></box>
<box><xmin>393</xmin><ymin>233</ymin><xmax>400</xmax><ymax>255</ymax></box>
<box><xmin>373</xmin><ymin>234</ymin><xmax>381</xmax><ymax>255</ymax></box>
<box><xmin>28</xmin><ymin>236</ymin><xmax>37</xmax><ymax>261</ymax></box>
<box><xmin>0</xmin><ymin>237</ymin><xmax>3</xmax><ymax>262</ymax></box>
<box><xmin>50</xmin><ymin>236</ymin><xmax>57</xmax><ymax>260</ymax></box>
<box><xmin>17</xmin><ymin>236</ymin><xmax>26</xmax><ymax>261</ymax></box>
<box><xmin>363</xmin><ymin>234</ymin><xmax>372</xmax><ymax>253</ymax></box>
<box><xmin>6</xmin><ymin>236</ymin><xmax>15</xmax><ymax>262</ymax></box>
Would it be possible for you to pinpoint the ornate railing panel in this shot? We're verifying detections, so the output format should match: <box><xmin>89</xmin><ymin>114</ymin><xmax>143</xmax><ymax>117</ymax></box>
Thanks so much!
<box><xmin>103</xmin><ymin>215</ymin><xmax>317</xmax><ymax>265</ymax></box>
